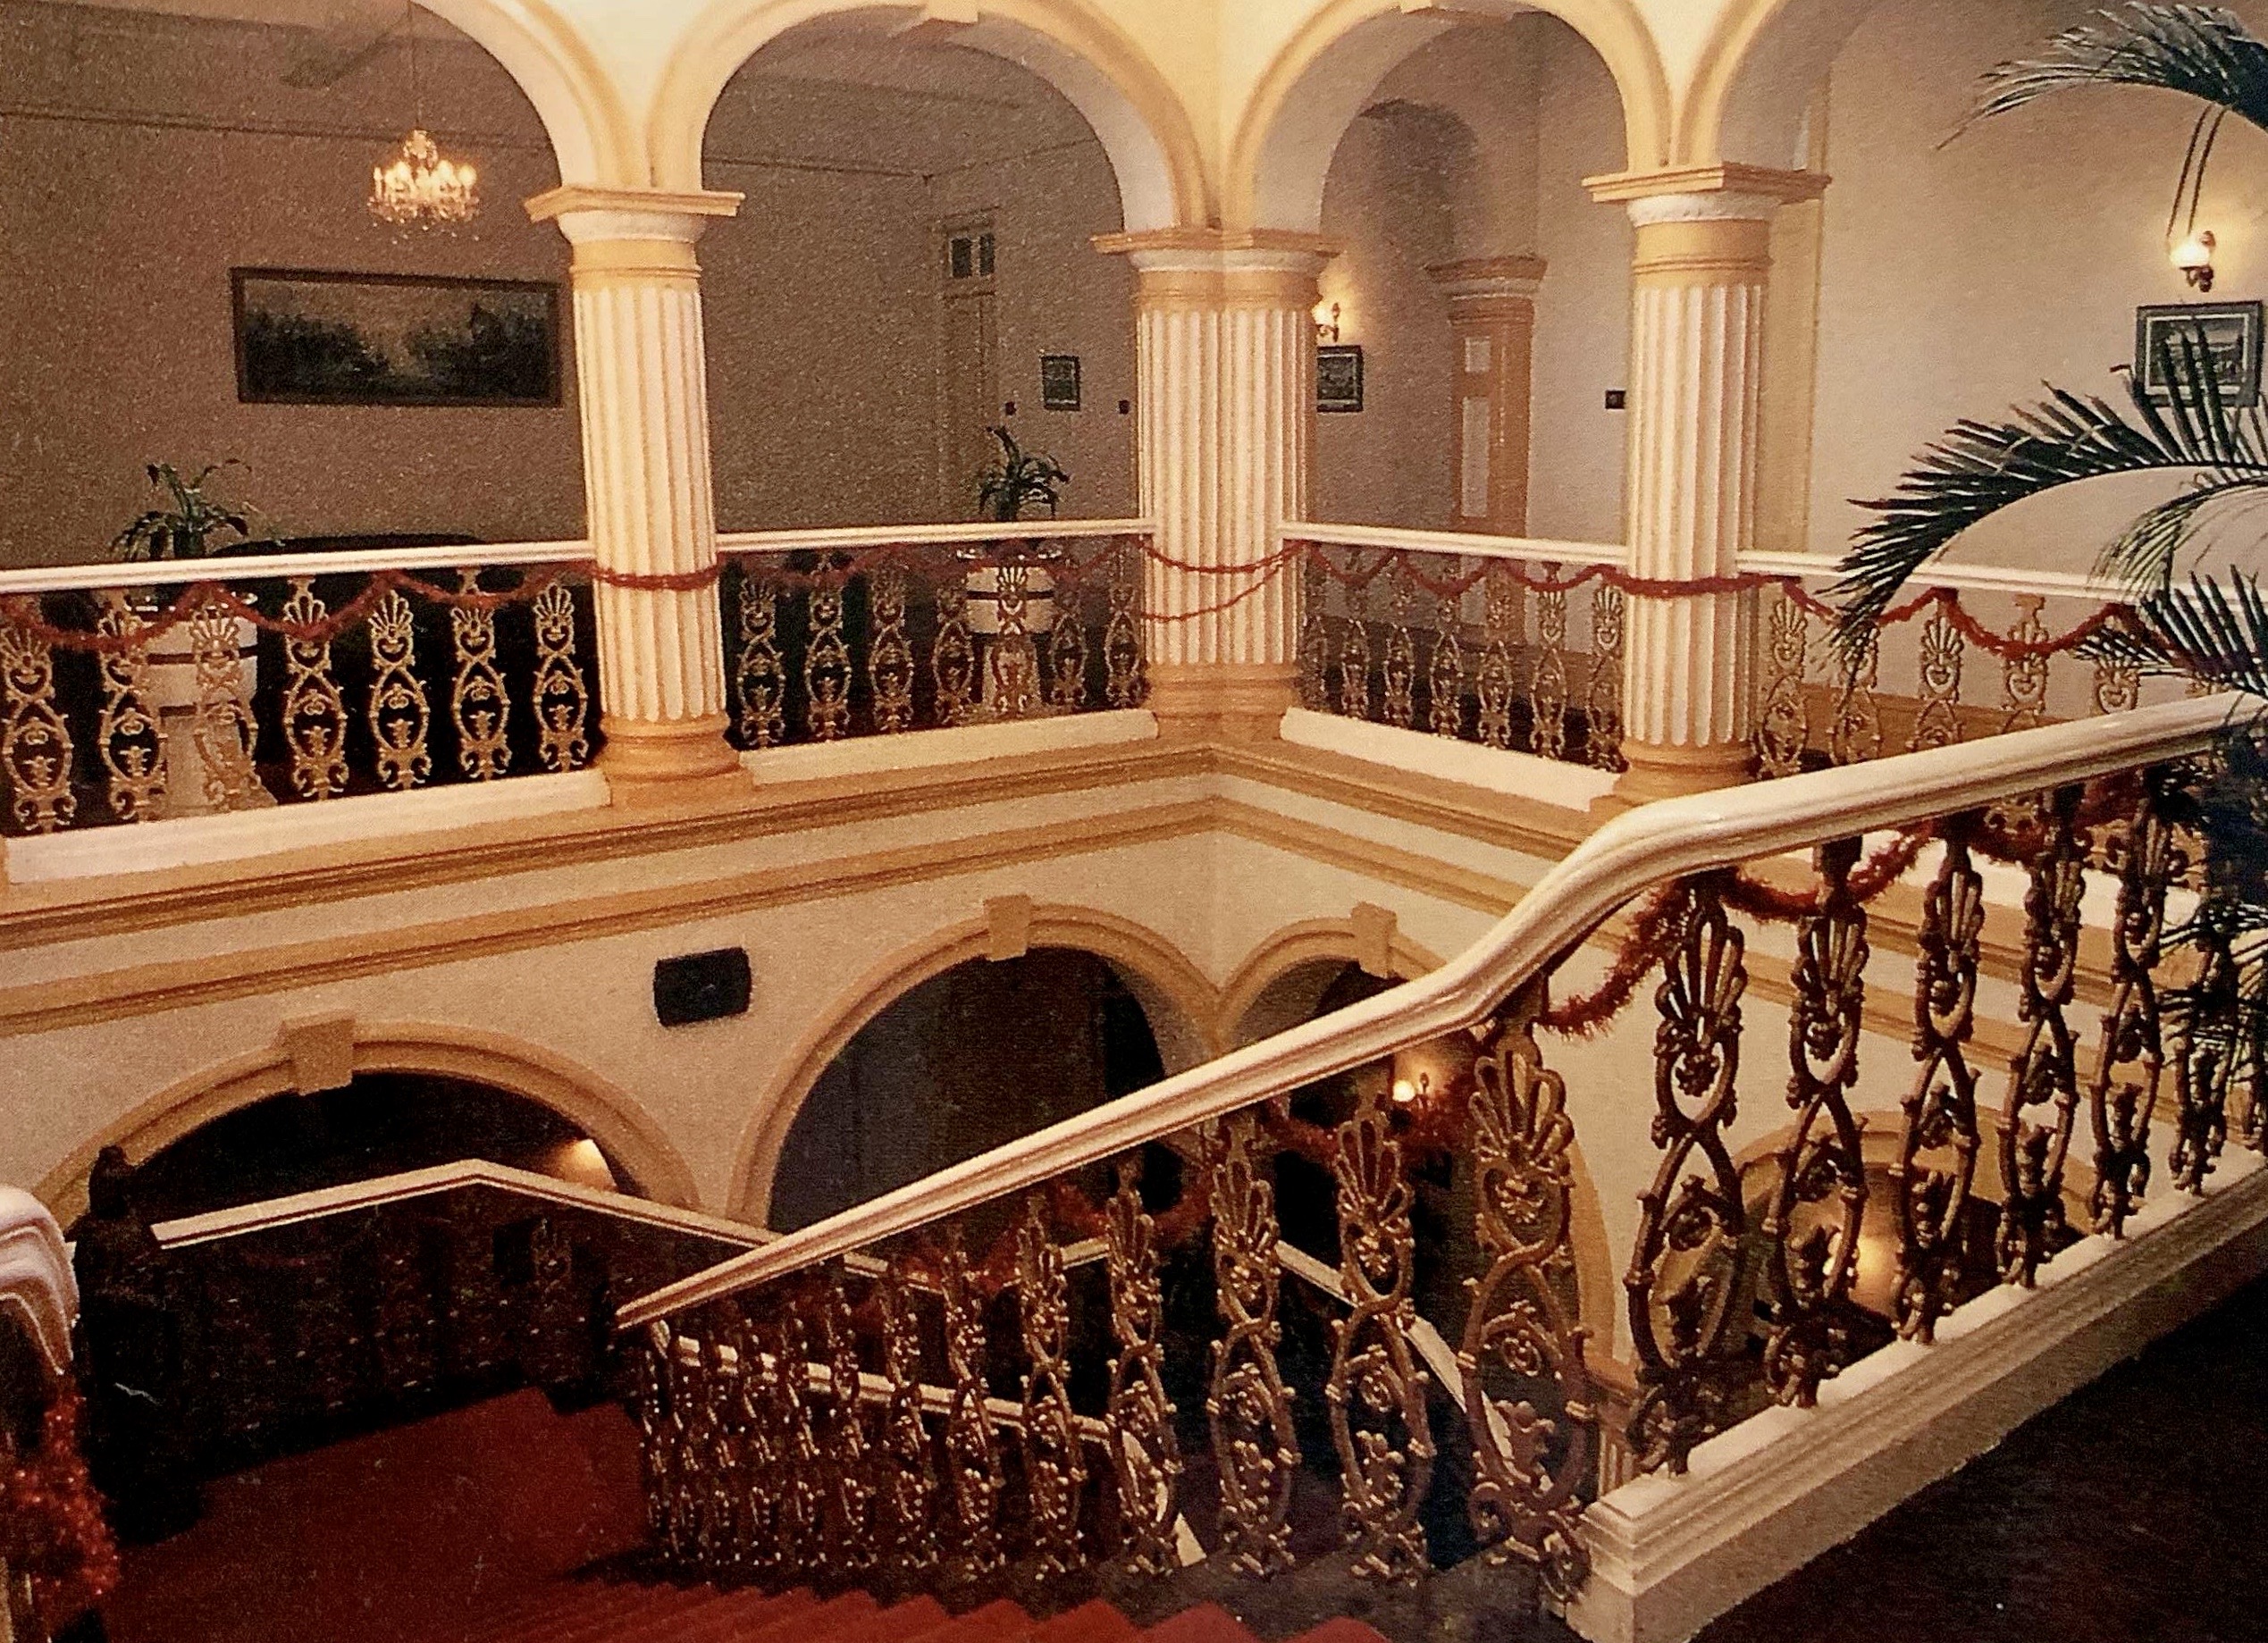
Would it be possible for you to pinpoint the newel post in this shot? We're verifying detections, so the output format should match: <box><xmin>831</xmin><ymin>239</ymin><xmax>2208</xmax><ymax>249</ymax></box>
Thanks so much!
<box><xmin>1094</xmin><ymin>230</ymin><xmax>1336</xmax><ymax>743</ymax></box>
<box><xmin>527</xmin><ymin>184</ymin><xmax>745</xmax><ymax>804</ymax></box>
<box><xmin>1586</xmin><ymin>164</ymin><xmax>1828</xmax><ymax>802</ymax></box>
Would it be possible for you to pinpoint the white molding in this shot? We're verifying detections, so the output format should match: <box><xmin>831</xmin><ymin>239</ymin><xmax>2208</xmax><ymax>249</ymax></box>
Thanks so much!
<box><xmin>1567</xmin><ymin>1153</ymin><xmax>2268</xmax><ymax>1643</ymax></box>
<box><xmin>1279</xmin><ymin>707</ymin><xmax>1618</xmax><ymax>810</ymax></box>
<box><xmin>718</xmin><ymin>518</ymin><xmax>1150</xmax><ymax>557</ymax></box>
<box><xmin>2</xmin><ymin>770</ymin><xmax>610</xmax><ymax>883</ymax></box>
<box><xmin>1287</xmin><ymin>521</ymin><xmax>1625</xmax><ymax>570</ymax></box>
<box><xmin>0</xmin><ymin>539</ymin><xmax>591</xmax><ymax>595</ymax></box>
<box><xmin>741</xmin><ymin>709</ymin><xmax>1157</xmax><ymax>783</ymax></box>
<box><xmin>1742</xmin><ymin>550</ymin><xmax>2129</xmax><ymax>604</ymax></box>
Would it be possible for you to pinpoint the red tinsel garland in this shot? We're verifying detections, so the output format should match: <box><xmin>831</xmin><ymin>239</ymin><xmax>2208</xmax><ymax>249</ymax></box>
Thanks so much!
<box><xmin>0</xmin><ymin>1382</ymin><xmax>120</xmax><ymax>1638</ymax></box>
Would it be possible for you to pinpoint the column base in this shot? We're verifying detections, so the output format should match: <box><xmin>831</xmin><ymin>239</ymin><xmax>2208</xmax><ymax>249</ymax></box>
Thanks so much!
<box><xmin>1600</xmin><ymin>737</ymin><xmax>1754</xmax><ymax>812</ymax></box>
<box><xmin>598</xmin><ymin>713</ymin><xmax>748</xmax><ymax>807</ymax></box>
<box><xmin>1145</xmin><ymin>664</ymin><xmax>1298</xmax><ymax>744</ymax></box>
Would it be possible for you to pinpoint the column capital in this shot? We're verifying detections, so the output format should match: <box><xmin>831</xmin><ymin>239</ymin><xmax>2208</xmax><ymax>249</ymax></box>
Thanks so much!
<box><xmin>525</xmin><ymin>185</ymin><xmax>743</xmax><ymax>247</ymax></box>
<box><xmin>1094</xmin><ymin>227</ymin><xmax>1338</xmax><ymax>278</ymax></box>
<box><xmin>1583</xmin><ymin>163</ymin><xmax>1829</xmax><ymax>222</ymax></box>
<box><xmin>1426</xmin><ymin>254</ymin><xmax>1549</xmax><ymax>303</ymax></box>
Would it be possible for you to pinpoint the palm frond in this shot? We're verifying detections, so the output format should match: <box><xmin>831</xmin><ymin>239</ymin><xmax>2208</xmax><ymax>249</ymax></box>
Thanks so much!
<box><xmin>1963</xmin><ymin>4</ymin><xmax>2268</xmax><ymax>137</ymax></box>
<box><xmin>2135</xmin><ymin>572</ymin><xmax>2268</xmax><ymax>695</ymax></box>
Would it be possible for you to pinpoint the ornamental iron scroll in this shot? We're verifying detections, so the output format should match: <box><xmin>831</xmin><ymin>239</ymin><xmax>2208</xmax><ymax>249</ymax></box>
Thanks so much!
<box><xmin>1016</xmin><ymin>1195</ymin><xmax>1087</xmax><ymax>1579</ymax></box>
<box><xmin>735</xmin><ymin>572</ymin><xmax>787</xmax><ymax>749</ymax></box>
<box><xmin>1298</xmin><ymin>556</ymin><xmax>1331</xmax><ymax>713</ymax></box>
<box><xmin>878</xmin><ymin>1262</ymin><xmax>939</xmax><ymax>1571</ymax></box>
<box><xmin>1477</xmin><ymin>566</ymin><xmax>1519</xmax><ymax>751</ymax></box>
<box><xmin>818</xmin><ymin>1273</ymin><xmax>878</xmax><ymax>1578</ymax></box>
<box><xmin>1103</xmin><ymin>1162</ymin><xmax>1180</xmax><ymax>1578</ymax></box>
<box><xmin>1585</xmin><ymin>586</ymin><xmax>1626</xmax><ymax>771</ymax></box>
<box><xmin>449</xmin><ymin>573</ymin><xmax>511</xmax><ymax>780</ymax></box>
<box><xmin>281</xmin><ymin>579</ymin><xmax>349</xmax><ymax>801</ymax></box>
<box><xmin>1754</xmin><ymin>591</ymin><xmax>1810</xmax><ymax>778</ymax></box>
<box><xmin>1382</xmin><ymin>563</ymin><xmax>1417</xmax><ymax>731</ymax></box>
<box><xmin>727</xmin><ymin>1309</ymin><xmax>786</xmax><ymax>1581</ymax></box>
<box><xmin>96</xmin><ymin>595</ymin><xmax>166</xmax><ymax>822</ymax></box>
<box><xmin>933</xmin><ymin>575</ymin><xmax>979</xmax><ymax>726</ymax></box>
<box><xmin>1892</xmin><ymin>824</ymin><xmax>1987</xmax><ymax>1344</ymax></box>
<box><xmin>1626</xmin><ymin>879</ymin><xmax>1751</xmax><ymax>1476</ymax></box>
<box><xmin>869</xmin><ymin>567</ymin><xmax>916</xmax><ymax>733</ymax></box>
<box><xmin>1430</xmin><ymin>583</ymin><xmax>1466</xmax><ymax>741</ymax></box>
<box><xmin>190</xmin><ymin>603</ymin><xmax>262</xmax><ymax>810</ymax></box>
<box><xmin>1996</xmin><ymin>785</ymin><xmax>2087</xmax><ymax>1288</ymax></box>
<box><xmin>2171</xmin><ymin>897</ymin><xmax>2245</xmax><ymax>1195</ymax></box>
<box><xmin>1105</xmin><ymin>538</ymin><xmax>1144</xmax><ymax>708</ymax></box>
<box><xmin>987</xmin><ymin>560</ymin><xmax>1042</xmax><ymax>722</ymax></box>
<box><xmin>1459</xmin><ymin>989</ymin><xmax>1593</xmax><ymax>1604</ymax></box>
<box><xmin>1</xmin><ymin>614</ymin><xmax>76</xmax><ymax>834</ymax></box>
<box><xmin>772</xmin><ymin>1312</ymin><xmax>829</xmax><ymax>1577</ymax></box>
<box><xmin>805</xmin><ymin>574</ymin><xmax>853</xmax><ymax>742</ymax></box>
<box><xmin>1829</xmin><ymin>624</ymin><xmax>1883</xmax><ymax>768</ymax></box>
<box><xmin>1050</xmin><ymin>574</ymin><xmax>1090</xmax><ymax>712</ymax></box>
<box><xmin>939</xmin><ymin>1228</ymin><xmax>1005</xmax><ymax>1583</ymax></box>
<box><xmin>1908</xmin><ymin>607</ymin><xmax>1964</xmax><ymax>753</ymax></box>
<box><xmin>1326</xmin><ymin>1083</ymin><xmax>1433</xmax><ymax>1584</ymax></box>
<box><xmin>530</xmin><ymin>583</ymin><xmax>591</xmax><ymax>772</ymax></box>
<box><xmin>1529</xmin><ymin>589</ymin><xmax>1569</xmax><ymax>762</ymax></box>
<box><xmin>1205</xmin><ymin>1114</ymin><xmax>1299</xmax><ymax>1578</ymax></box>
<box><xmin>1761</xmin><ymin>839</ymin><xmax>1869</xmax><ymax>1408</ymax></box>
<box><xmin>366</xmin><ymin>591</ymin><xmax>433</xmax><ymax>792</ymax></box>
<box><xmin>2090</xmin><ymin>779</ymin><xmax>2176</xmax><ymax>1235</ymax></box>
<box><xmin>634</xmin><ymin>1322</ymin><xmax>673</xmax><ymax>1547</ymax></box>
<box><xmin>1339</xmin><ymin>582</ymin><xmax>1375</xmax><ymax>722</ymax></box>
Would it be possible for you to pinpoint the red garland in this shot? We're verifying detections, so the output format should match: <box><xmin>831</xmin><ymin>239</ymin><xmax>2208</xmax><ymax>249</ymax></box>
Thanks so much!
<box><xmin>0</xmin><ymin>1382</ymin><xmax>120</xmax><ymax>1637</ymax></box>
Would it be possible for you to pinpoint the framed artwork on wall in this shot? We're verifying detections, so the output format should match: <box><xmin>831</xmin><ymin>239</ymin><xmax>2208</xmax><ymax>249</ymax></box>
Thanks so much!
<box><xmin>232</xmin><ymin>268</ymin><xmax>564</xmax><ymax>407</ymax></box>
<box><xmin>2134</xmin><ymin>300</ymin><xmax>2264</xmax><ymax>407</ymax></box>
<box><xmin>1041</xmin><ymin>354</ymin><xmax>1082</xmax><ymax>411</ymax></box>
<box><xmin>1317</xmin><ymin>344</ymin><xmax>1365</xmax><ymax>413</ymax></box>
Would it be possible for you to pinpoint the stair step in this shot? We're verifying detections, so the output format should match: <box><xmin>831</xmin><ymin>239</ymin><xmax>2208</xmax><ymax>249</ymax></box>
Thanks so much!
<box><xmin>740</xmin><ymin>1590</ymin><xmax>882</xmax><ymax>1643</ymax></box>
<box><xmin>617</xmin><ymin>1584</ymin><xmax>822</xmax><ymax>1642</ymax></box>
<box><xmin>1287</xmin><ymin>1623</ymin><xmax>1394</xmax><ymax>1643</ymax></box>
<box><xmin>1138</xmin><ymin>1605</ymin><xmax>1263</xmax><ymax>1643</ymax></box>
<box><xmin>904</xmin><ymin>1596</ymin><xmax>1029</xmax><ymax>1643</ymax></box>
<box><xmin>485</xmin><ymin>1580</ymin><xmax>716</xmax><ymax>1643</ymax></box>
<box><xmin>1028</xmin><ymin>1598</ymin><xmax>1141</xmax><ymax>1643</ymax></box>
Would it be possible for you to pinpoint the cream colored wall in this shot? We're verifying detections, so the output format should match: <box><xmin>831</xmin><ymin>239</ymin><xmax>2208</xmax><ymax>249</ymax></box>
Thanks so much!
<box><xmin>0</xmin><ymin>6</ymin><xmax>584</xmax><ymax>566</ymax></box>
<box><xmin>1808</xmin><ymin>0</ymin><xmax>2268</xmax><ymax>572</ymax></box>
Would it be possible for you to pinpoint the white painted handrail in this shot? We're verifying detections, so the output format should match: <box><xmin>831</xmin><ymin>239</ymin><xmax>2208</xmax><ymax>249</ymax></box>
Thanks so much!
<box><xmin>0</xmin><ymin>539</ymin><xmax>593</xmax><ymax>596</ymax></box>
<box><xmin>617</xmin><ymin>692</ymin><xmax>2246</xmax><ymax>1329</ymax></box>
<box><xmin>1288</xmin><ymin>521</ymin><xmax>1625</xmax><ymax>569</ymax></box>
<box><xmin>1741</xmin><ymin>550</ymin><xmax>2129</xmax><ymax>604</ymax></box>
<box><xmin>151</xmin><ymin>1158</ymin><xmax>767</xmax><ymax>1251</ymax></box>
<box><xmin>719</xmin><ymin>518</ymin><xmax>1150</xmax><ymax>556</ymax></box>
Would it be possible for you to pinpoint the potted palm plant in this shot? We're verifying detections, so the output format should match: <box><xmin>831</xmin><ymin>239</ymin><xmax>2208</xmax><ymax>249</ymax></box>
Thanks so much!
<box><xmin>1832</xmin><ymin>1</ymin><xmax>2268</xmax><ymax>1048</ymax></box>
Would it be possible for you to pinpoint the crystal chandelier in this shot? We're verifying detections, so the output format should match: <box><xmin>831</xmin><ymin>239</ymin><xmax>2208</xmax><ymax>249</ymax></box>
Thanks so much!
<box><xmin>369</xmin><ymin>3</ymin><xmax>477</xmax><ymax>228</ymax></box>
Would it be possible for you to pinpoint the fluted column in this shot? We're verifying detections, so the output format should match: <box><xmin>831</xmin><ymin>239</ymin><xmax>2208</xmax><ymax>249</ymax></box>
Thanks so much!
<box><xmin>528</xmin><ymin>184</ymin><xmax>743</xmax><ymax>803</ymax></box>
<box><xmin>1095</xmin><ymin>231</ymin><xmax>1334</xmax><ymax>742</ymax></box>
<box><xmin>1586</xmin><ymin>164</ymin><xmax>1827</xmax><ymax>801</ymax></box>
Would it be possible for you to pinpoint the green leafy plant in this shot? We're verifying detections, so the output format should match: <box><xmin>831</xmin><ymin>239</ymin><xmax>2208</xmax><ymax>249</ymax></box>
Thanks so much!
<box><xmin>109</xmin><ymin>461</ymin><xmax>280</xmax><ymax>562</ymax></box>
<box><xmin>1830</xmin><ymin>2</ymin><xmax>2268</xmax><ymax>1027</ymax></box>
<box><xmin>974</xmin><ymin>426</ymin><xmax>1069</xmax><ymax>523</ymax></box>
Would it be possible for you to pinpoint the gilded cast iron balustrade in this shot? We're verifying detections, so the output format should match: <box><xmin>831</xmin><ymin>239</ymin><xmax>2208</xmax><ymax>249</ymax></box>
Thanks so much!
<box><xmin>0</xmin><ymin>551</ymin><xmax>600</xmax><ymax>837</ymax></box>
<box><xmin>719</xmin><ymin>532</ymin><xmax>1147</xmax><ymax>750</ymax></box>
<box><xmin>617</xmin><ymin>699</ymin><xmax>2251</xmax><ymax>1610</ymax></box>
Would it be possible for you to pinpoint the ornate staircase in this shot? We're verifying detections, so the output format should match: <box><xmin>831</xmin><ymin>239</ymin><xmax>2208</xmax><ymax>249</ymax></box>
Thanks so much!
<box><xmin>446</xmin><ymin>1577</ymin><xmax>1390</xmax><ymax>1643</ymax></box>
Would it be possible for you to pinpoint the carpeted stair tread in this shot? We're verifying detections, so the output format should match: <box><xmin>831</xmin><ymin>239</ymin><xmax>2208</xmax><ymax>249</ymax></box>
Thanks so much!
<box><xmin>1137</xmin><ymin>1604</ymin><xmax>1263</xmax><ymax>1643</ymax></box>
<box><xmin>1026</xmin><ymin>1598</ymin><xmax>1142</xmax><ymax>1643</ymax></box>
<box><xmin>614</xmin><ymin>1584</ymin><xmax>822</xmax><ymax>1642</ymax></box>
<box><xmin>483</xmin><ymin>1580</ymin><xmax>718</xmax><ymax>1643</ymax></box>
<box><xmin>736</xmin><ymin>1590</ymin><xmax>882</xmax><ymax>1643</ymax></box>
<box><xmin>1285</xmin><ymin>1622</ymin><xmax>1393</xmax><ymax>1643</ymax></box>
<box><xmin>901</xmin><ymin>1596</ymin><xmax>1030</xmax><ymax>1643</ymax></box>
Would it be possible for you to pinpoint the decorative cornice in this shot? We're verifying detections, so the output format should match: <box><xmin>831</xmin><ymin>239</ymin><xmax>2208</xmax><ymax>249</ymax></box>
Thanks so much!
<box><xmin>1092</xmin><ymin>227</ymin><xmax>1340</xmax><ymax>259</ymax></box>
<box><xmin>1583</xmin><ymin>163</ymin><xmax>1831</xmax><ymax>211</ymax></box>
<box><xmin>525</xmin><ymin>185</ymin><xmax>744</xmax><ymax>223</ymax></box>
<box><xmin>1426</xmin><ymin>254</ymin><xmax>1550</xmax><ymax>301</ymax></box>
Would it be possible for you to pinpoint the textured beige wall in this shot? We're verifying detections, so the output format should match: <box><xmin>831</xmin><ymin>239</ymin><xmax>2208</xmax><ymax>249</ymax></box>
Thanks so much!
<box><xmin>1809</xmin><ymin>0</ymin><xmax>2268</xmax><ymax>573</ymax></box>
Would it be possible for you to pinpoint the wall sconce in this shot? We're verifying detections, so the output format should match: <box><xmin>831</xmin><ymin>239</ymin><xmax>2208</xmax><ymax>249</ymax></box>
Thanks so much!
<box><xmin>2173</xmin><ymin>229</ymin><xmax>2218</xmax><ymax>292</ymax></box>
<box><xmin>1390</xmin><ymin>1071</ymin><xmax>1429</xmax><ymax>1107</ymax></box>
<box><xmin>1315</xmin><ymin>301</ymin><xmax>1341</xmax><ymax>344</ymax></box>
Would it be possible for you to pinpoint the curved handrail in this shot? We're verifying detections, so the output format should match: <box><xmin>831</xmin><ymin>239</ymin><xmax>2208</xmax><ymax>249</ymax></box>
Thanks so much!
<box><xmin>616</xmin><ymin>692</ymin><xmax>2245</xmax><ymax>1329</ymax></box>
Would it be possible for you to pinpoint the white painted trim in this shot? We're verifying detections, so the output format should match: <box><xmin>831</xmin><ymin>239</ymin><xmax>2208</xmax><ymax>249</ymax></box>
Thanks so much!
<box><xmin>2</xmin><ymin>770</ymin><xmax>611</xmax><ymax>883</ymax></box>
<box><xmin>740</xmin><ymin>709</ymin><xmax>1157</xmax><ymax>784</ymax></box>
<box><xmin>718</xmin><ymin>518</ymin><xmax>1150</xmax><ymax>557</ymax></box>
<box><xmin>1566</xmin><ymin>1153</ymin><xmax>2268</xmax><ymax>1643</ymax></box>
<box><xmin>0</xmin><ymin>540</ymin><xmax>591</xmax><ymax>595</ymax></box>
<box><xmin>1742</xmin><ymin>550</ymin><xmax>2128</xmax><ymax>603</ymax></box>
<box><xmin>1287</xmin><ymin>521</ymin><xmax>1625</xmax><ymax>569</ymax></box>
<box><xmin>617</xmin><ymin>694</ymin><xmax>2247</xmax><ymax>1329</ymax></box>
<box><xmin>1279</xmin><ymin>707</ymin><xmax>1619</xmax><ymax>810</ymax></box>
<box><xmin>153</xmin><ymin>1157</ymin><xmax>769</xmax><ymax>1250</ymax></box>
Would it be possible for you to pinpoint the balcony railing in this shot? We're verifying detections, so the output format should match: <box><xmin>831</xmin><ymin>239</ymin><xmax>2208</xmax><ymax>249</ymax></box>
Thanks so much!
<box><xmin>0</xmin><ymin>541</ymin><xmax>599</xmax><ymax>839</ymax></box>
<box><xmin>718</xmin><ymin>522</ymin><xmax>1148</xmax><ymax>751</ymax></box>
<box><xmin>1286</xmin><ymin>527</ymin><xmax>2152</xmax><ymax>778</ymax></box>
<box><xmin>606</xmin><ymin>692</ymin><xmax>2250</xmax><ymax>1613</ymax></box>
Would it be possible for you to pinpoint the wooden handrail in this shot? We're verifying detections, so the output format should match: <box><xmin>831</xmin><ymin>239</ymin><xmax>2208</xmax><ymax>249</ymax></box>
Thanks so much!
<box><xmin>718</xmin><ymin>518</ymin><xmax>1151</xmax><ymax>555</ymax></box>
<box><xmin>615</xmin><ymin>692</ymin><xmax>2246</xmax><ymax>1329</ymax></box>
<box><xmin>1287</xmin><ymin>521</ymin><xmax>1624</xmax><ymax>568</ymax></box>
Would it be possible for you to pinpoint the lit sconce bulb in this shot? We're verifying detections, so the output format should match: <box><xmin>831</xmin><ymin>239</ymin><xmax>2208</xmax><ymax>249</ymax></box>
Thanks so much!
<box><xmin>1391</xmin><ymin>1073</ymin><xmax>1427</xmax><ymax>1106</ymax></box>
<box><xmin>2173</xmin><ymin>229</ymin><xmax>2218</xmax><ymax>292</ymax></box>
<box><xmin>1315</xmin><ymin>300</ymin><xmax>1342</xmax><ymax>345</ymax></box>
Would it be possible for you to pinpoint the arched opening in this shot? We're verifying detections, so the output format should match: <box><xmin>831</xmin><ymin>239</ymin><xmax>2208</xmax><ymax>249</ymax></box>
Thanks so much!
<box><xmin>767</xmin><ymin>945</ymin><xmax>1166</xmax><ymax>1230</ymax></box>
<box><xmin>100</xmin><ymin>1070</ymin><xmax>637</xmax><ymax>1228</ymax></box>
<box><xmin>0</xmin><ymin>1</ymin><xmax>588</xmax><ymax>571</ymax></box>
<box><xmin>693</xmin><ymin>9</ymin><xmax>1145</xmax><ymax>534</ymax></box>
<box><xmin>1292</xmin><ymin>13</ymin><xmax>1633</xmax><ymax>543</ymax></box>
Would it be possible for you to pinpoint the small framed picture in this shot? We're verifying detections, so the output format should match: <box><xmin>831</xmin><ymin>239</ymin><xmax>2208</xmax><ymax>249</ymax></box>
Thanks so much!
<box><xmin>2135</xmin><ymin>301</ymin><xmax>2264</xmax><ymax>406</ymax></box>
<box><xmin>1317</xmin><ymin>344</ymin><xmax>1365</xmax><ymax>414</ymax></box>
<box><xmin>1040</xmin><ymin>354</ymin><xmax>1081</xmax><ymax>411</ymax></box>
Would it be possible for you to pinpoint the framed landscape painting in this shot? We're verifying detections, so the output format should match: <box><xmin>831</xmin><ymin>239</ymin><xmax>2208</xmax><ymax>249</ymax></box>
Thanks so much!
<box><xmin>232</xmin><ymin>268</ymin><xmax>563</xmax><ymax>407</ymax></box>
<box><xmin>2134</xmin><ymin>300</ymin><xmax>2264</xmax><ymax>407</ymax></box>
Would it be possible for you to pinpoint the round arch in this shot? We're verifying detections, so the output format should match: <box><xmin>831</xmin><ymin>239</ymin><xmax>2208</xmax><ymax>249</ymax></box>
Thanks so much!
<box><xmin>646</xmin><ymin>0</ymin><xmax>1211</xmax><ymax>231</ymax></box>
<box><xmin>1228</xmin><ymin>0</ymin><xmax>1672</xmax><ymax>235</ymax></box>
<box><xmin>1683</xmin><ymin>0</ymin><xmax>1877</xmax><ymax>169</ymax></box>
<box><xmin>729</xmin><ymin>906</ymin><xmax>1221</xmax><ymax>1223</ymax></box>
<box><xmin>1218</xmin><ymin>918</ymin><xmax>1444</xmax><ymax>1050</ymax></box>
<box><xmin>413</xmin><ymin>0</ymin><xmax>639</xmax><ymax>186</ymax></box>
<box><xmin>37</xmin><ymin>1021</ymin><xmax>699</xmax><ymax>1228</ymax></box>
